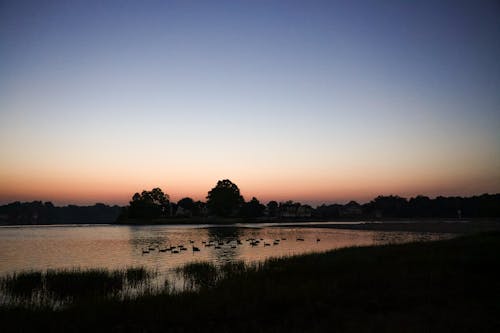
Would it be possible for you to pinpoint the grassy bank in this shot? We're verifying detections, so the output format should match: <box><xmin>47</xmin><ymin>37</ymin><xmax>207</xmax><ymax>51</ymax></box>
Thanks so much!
<box><xmin>1</xmin><ymin>232</ymin><xmax>499</xmax><ymax>332</ymax></box>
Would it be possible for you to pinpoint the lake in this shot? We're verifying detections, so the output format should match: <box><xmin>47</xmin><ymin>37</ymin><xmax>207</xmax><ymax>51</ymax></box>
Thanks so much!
<box><xmin>0</xmin><ymin>223</ymin><xmax>453</xmax><ymax>276</ymax></box>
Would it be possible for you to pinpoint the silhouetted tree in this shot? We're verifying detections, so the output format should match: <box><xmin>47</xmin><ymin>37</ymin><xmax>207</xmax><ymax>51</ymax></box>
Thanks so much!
<box><xmin>267</xmin><ymin>201</ymin><xmax>279</xmax><ymax>217</ymax></box>
<box><xmin>408</xmin><ymin>195</ymin><xmax>433</xmax><ymax>217</ymax></box>
<box><xmin>315</xmin><ymin>204</ymin><xmax>341</xmax><ymax>219</ymax></box>
<box><xmin>464</xmin><ymin>193</ymin><xmax>500</xmax><ymax>217</ymax></box>
<box><xmin>128</xmin><ymin>188</ymin><xmax>170</xmax><ymax>219</ymax></box>
<box><xmin>206</xmin><ymin>179</ymin><xmax>244</xmax><ymax>217</ymax></box>
<box><xmin>366</xmin><ymin>195</ymin><xmax>408</xmax><ymax>217</ymax></box>
<box><xmin>241</xmin><ymin>197</ymin><xmax>265</xmax><ymax>218</ymax></box>
<box><xmin>175</xmin><ymin>197</ymin><xmax>195</xmax><ymax>217</ymax></box>
<box><xmin>338</xmin><ymin>201</ymin><xmax>364</xmax><ymax>217</ymax></box>
<box><xmin>192</xmin><ymin>201</ymin><xmax>207</xmax><ymax>217</ymax></box>
<box><xmin>279</xmin><ymin>201</ymin><xmax>301</xmax><ymax>218</ymax></box>
<box><xmin>0</xmin><ymin>201</ymin><xmax>121</xmax><ymax>225</ymax></box>
<box><xmin>177</xmin><ymin>197</ymin><xmax>195</xmax><ymax>210</ymax></box>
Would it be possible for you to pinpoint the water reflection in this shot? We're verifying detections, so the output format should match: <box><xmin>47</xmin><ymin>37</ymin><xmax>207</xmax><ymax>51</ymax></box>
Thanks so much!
<box><xmin>0</xmin><ymin>224</ymin><xmax>454</xmax><ymax>277</ymax></box>
<box><xmin>206</xmin><ymin>227</ymin><xmax>242</xmax><ymax>265</ymax></box>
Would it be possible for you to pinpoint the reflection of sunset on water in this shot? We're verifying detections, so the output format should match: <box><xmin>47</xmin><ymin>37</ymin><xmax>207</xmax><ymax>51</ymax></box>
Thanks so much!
<box><xmin>0</xmin><ymin>225</ymin><xmax>453</xmax><ymax>276</ymax></box>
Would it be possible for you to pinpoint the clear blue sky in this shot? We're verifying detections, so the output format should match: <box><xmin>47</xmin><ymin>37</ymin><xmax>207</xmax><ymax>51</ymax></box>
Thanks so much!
<box><xmin>1</xmin><ymin>0</ymin><xmax>499</xmax><ymax>205</ymax></box>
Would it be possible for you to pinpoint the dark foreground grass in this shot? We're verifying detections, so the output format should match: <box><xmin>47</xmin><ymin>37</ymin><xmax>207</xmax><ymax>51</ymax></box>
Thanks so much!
<box><xmin>176</xmin><ymin>261</ymin><xmax>252</xmax><ymax>290</ymax></box>
<box><xmin>2</xmin><ymin>232</ymin><xmax>499</xmax><ymax>332</ymax></box>
<box><xmin>1</xmin><ymin>267</ymin><xmax>152</xmax><ymax>303</ymax></box>
<box><xmin>1</xmin><ymin>271</ymin><xmax>43</xmax><ymax>297</ymax></box>
<box><xmin>44</xmin><ymin>268</ymin><xmax>125</xmax><ymax>299</ymax></box>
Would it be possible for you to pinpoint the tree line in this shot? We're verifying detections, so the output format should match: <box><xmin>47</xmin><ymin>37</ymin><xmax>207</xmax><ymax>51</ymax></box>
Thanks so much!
<box><xmin>118</xmin><ymin>179</ymin><xmax>500</xmax><ymax>222</ymax></box>
<box><xmin>119</xmin><ymin>179</ymin><xmax>269</xmax><ymax>221</ymax></box>
<box><xmin>0</xmin><ymin>202</ymin><xmax>122</xmax><ymax>225</ymax></box>
<box><xmin>1</xmin><ymin>179</ymin><xmax>498</xmax><ymax>225</ymax></box>
<box><xmin>316</xmin><ymin>194</ymin><xmax>500</xmax><ymax>219</ymax></box>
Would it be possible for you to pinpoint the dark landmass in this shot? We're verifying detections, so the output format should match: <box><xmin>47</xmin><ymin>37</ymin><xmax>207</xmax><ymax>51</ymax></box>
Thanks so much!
<box><xmin>117</xmin><ymin>181</ymin><xmax>500</xmax><ymax>224</ymax></box>
<box><xmin>1</xmin><ymin>232</ymin><xmax>499</xmax><ymax>332</ymax></box>
<box><xmin>118</xmin><ymin>186</ymin><xmax>500</xmax><ymax>224</ymax></box>
<box><xmin>0</xmin><ymin>201</ymin><xmax>122</xmax><ymax>226</ymax></box>
<box><xmin>1</xmin><ymin>191</ymin><xmax>499</xmax><ymax>226</ymax></box>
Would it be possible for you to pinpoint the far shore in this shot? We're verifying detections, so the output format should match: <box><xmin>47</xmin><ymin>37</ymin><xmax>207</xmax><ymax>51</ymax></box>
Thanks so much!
<box><xmin>1</xmin><ymin>217</ymin><xmax>500</xmax><ymax>234</ymax></box>
<box><xmin>3</xmin><ymin>218</ymin><xmax>500</xmax><ymax>234</ymax></box>
<box><xmin>113</xmin><ymin>217</ymin><xmax>500</xmax><ymax>234</ymax></box>
<box><xmin>90</xmin><ymin>217</ymin><xmax>500</xmax><ymax>234</ymax></box>
<box><xmin>276</xmin><ymin>219</ymin><xmax>500</xmax><ymax>233</ymax></box>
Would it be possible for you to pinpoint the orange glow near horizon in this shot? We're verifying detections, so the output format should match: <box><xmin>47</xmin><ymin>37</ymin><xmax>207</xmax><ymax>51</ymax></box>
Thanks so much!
<box><xmin>1</xmin><ymin>163</ymin><xmax>498</xmax><ymax>206</ymax></box>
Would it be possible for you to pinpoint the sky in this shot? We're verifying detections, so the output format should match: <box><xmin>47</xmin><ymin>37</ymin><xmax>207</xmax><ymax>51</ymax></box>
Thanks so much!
<box><xmin>1</xmin><ymin>0</ymin><xmax>499</xmax><ymax>206</ymax></box>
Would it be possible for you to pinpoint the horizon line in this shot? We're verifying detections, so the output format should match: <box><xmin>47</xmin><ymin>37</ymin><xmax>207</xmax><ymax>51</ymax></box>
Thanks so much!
<box><xmin>1</xmin><ymin>192</ymin><xmax>498</xmax><ymax>208</ymax></box>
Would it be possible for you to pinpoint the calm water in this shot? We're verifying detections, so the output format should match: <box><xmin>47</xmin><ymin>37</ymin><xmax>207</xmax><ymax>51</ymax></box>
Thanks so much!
<box><xmin>0</xmin><ymin>223</ymin><xmax>453</xmax><ymax>276</ymax></box>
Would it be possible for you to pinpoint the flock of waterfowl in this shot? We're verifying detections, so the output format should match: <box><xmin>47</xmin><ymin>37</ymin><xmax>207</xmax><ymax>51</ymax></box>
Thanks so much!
<box><xmin>141</xmin><ymin>237</ymin><xmax>321</xmax><ymax>255</ymax></box>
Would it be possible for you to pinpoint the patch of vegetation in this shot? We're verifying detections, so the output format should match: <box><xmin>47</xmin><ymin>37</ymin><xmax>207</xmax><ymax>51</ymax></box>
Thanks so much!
<box><xmin>45</xmin><ymin>269</ymin><xmax>124</xmax><ymax>299</ymax></box>
<box><xmin>176</xmin><ymin>261</ymin><xmax>218</xmax><ymax>289</ymax></box>
<box><xmin>1</xmin><ymin>271</ymin><xmax>43</xmax><ymax>297</ymax></box>
<box><xmin>0</xmin><ymin>267</ymin><xmax>154</xmax><ymax>306</ymax></box>
<box><xmin>176</xmin><ymin>260</ymin><xmax>254</xmax><ymax>290</ymax></box>
<box><xmin>125</xmin><ymin>267</ymin><xmax>152</xmax><ymax>286</ymax></box>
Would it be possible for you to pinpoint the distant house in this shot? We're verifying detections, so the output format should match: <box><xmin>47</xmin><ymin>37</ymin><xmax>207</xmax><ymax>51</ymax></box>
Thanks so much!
<box><xmin>279</xmin><ymin>202</ymin><xmax>313</xmax><ymax>218</ymax></box>
<box><xmin>340</xmin><ymin>201</ymin><xmax>363</xmax><ymax>217</ymax></box>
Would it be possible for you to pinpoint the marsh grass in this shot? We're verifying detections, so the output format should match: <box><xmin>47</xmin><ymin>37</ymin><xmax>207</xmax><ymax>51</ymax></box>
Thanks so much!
<box><xmin>1</xmin><ymin>271</ymin><xmax>43</xmax><ymax>297</ymax></box>
<box><xmin>176</xmin><ymin>261</ymin><xmax>218</xmax><ymax>289</ymax></box>
<box><xmin>220</xmin><ymin>260</ymin><xmax>253</xmax><ymax>278</ymax></box>
<box><xmin>45</xmin><ymin>268</ymin><xmax>124</xmax><ymax>299</ymax></box>
<box><xmin>125</xmin><ymin>267</ymin><xmax>152</xmax><ymax>286</ymax></box>
<box><xmin>0</xmin><ymin>267</ymin><xmax>156</xmax><ymax>308</ymax></box>
<box><xmin>175</xmin><ymin>260</ymin><xmax>258</xmax><ymax>291</ymax></box>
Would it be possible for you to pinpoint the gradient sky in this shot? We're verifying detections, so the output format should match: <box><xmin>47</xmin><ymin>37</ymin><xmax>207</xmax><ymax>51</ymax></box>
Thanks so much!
<box><xmin>1</xmin><ymin>0</ymin><xmax>499</xmax><ymax>206</ymax></box>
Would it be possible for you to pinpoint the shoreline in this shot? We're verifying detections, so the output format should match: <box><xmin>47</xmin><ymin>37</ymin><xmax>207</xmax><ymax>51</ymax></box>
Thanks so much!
<box><xmin>3</xmin><ymin>217</ymin><xmax>500</xmax><ymax>231</ymax></box>
<box><xmin>276</xmin><ymin>219</ymin><xmax>500</xmax><ymax>233</ymax></box>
